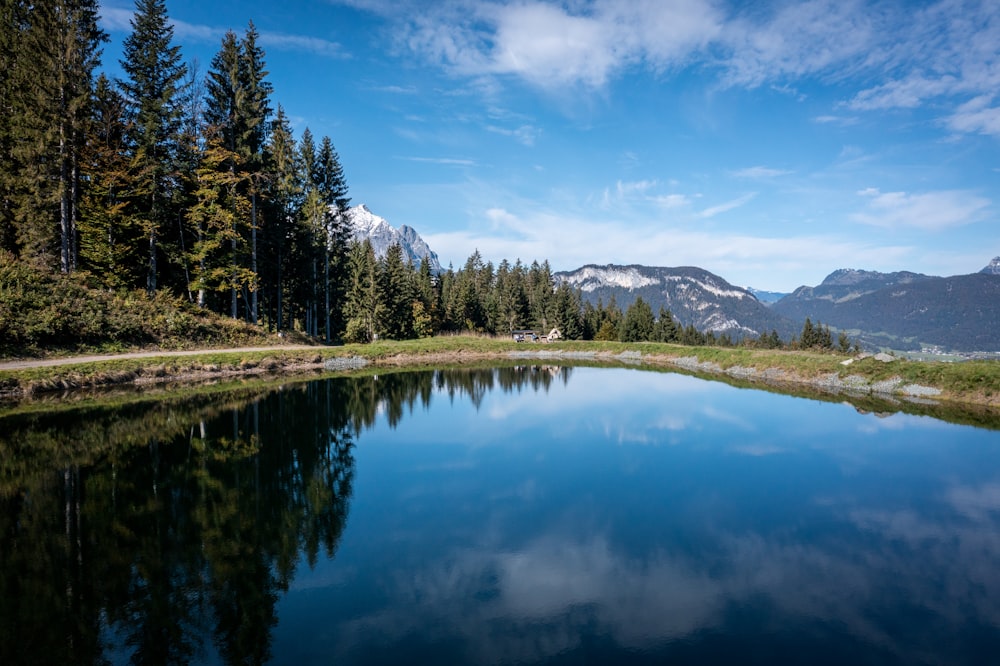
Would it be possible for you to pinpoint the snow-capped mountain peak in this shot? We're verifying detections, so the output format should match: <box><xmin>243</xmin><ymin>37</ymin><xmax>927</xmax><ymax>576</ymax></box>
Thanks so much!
<box><xmin>980</xmin><ymin>256</ymin><xmax>1000</xmax><ymax>275</ymax></box>
<box><xmin>344</xmin><ymin>204</ymin><xmax>441</xmax><ymax>272</ymax></box>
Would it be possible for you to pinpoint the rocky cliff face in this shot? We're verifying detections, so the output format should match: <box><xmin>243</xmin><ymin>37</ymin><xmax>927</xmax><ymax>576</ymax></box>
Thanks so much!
<box><xmin>980</xmin><ymin>257</ymin><xmax>1000</xmax><ymax>275</ymax></box>
<box><xmin>344</xmin><ymin>204</ymin><xmax>442</xmax><ymax>272</ymax></box>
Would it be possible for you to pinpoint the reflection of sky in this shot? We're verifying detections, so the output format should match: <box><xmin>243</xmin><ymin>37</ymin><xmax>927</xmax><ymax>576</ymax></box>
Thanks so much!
<box><xmin>276</xmin><ymin>367</ymin><xmax>1000</xmax><ymax>664</ymax></box>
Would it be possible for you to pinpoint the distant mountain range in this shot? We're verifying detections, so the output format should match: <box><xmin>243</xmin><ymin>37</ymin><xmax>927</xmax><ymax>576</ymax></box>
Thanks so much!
<box><xmin>554</xmin><ymin>264</ymin><xmax>798</xmax><ymax>339</ymax></box>
<box><xmin>345</xmin><ymin>204</ymin><xmax>442</xmax><ymax>272</ymax></box>
<box><xmin>772</xmin><ymin>263</ymin><xmax>1000</xmax><ymax>352</ymax></box>
<box><xmin>348</xmin><ymin>206</ymin><xmax>1000</xmax><ymax>351</ymax></box>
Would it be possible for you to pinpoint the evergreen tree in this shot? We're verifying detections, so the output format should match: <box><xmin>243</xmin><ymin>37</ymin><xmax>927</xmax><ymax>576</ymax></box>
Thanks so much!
<box><xmin>119</xmin><ymin>0</ymin><xmax>187</xmax><ymax>295</ymax></box>
<box><xmin>379</xmin><ymin>243</ymin><xmax>414</xmax><ymax>339</ymax></box>
<box><xmin>77</xmin><ymin>74</ymin><xmax>142</xmax><ymax>289</ymax></box>
<box><xmin>296</xmin><ymin>128</ymin><xmax>325</xmax><ymax>335</ymax></box>
<box><xmin>654</xmin><ymin>306</ymin><xmax>679</xmax><ymax>342</ymax></box>
<box><xmin>620</xmin><ymin>296</ymin><xmax>655</xmax><ymax>342</ymax></box>
<box><xmin>4</xmin><ymin>0</ymin><xmax>105</xmax><ymax>271</ymax></box>
<box><xmin>838</xmin><ymin>330</ymin><xmax>851</xmax><ymax>353</ymax></box>
<box><xmin>412</xmin><ymin>257</ymin><xmax>439</xmax><ymax>337</ymax></box>
<box><xmin>343</xmin><ymin>240</ymin><xmax>381</xmax><ymax>342</ymax></box>
<box><xmin>553</xmin><ymin>282</ymin><xmax>582</xmax><ymax>339</ymax></box>
<box><xmin>527</xmin><ymin>260</ymin><xmax>554</xmax><ymax>331</ymax></box>
<box><xmin>238</xmin><ymin>21</ymin><xmax>272</xmax><ymax>323</ymax></box>
<box><xmin>202</xmin><ymin>28</ymin><xmax>270</xmax><ymax>319</ymax></box>
<box><xmin>260</xmin><ymin>106</ymin><xmax>300</xmax><ymax>330</ymax></box>
<box><xmin>315</xmin><ymin>136</ymin><xmax>349</xmax><ymax>342</ymax></box>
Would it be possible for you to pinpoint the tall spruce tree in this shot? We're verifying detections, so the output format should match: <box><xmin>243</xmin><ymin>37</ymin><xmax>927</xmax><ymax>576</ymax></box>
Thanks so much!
<box><xmin>203</xmin><ymin>30</ymin><xmax>247</xmax><ymax>318</ymax></box>
<box><xmin>261</xmin><ymin>106</ymin><xmax>301</xmax><ymax>331</ymax></box>
<box><xmin>78</xmin><ymin>74</ymin><xmax>142</xmax><ymax>288</ymax></box>
<box><xmin>238</xmin><ymin>22</ymin><xmax>272</xmax><ymax>323</ymax></box>
<box><xmin>4</xmin><ymin>0</ymin><xmax>105</xmax><ymax>271</ymax></box>
<box><xmin>119</xmin><ymin>0</ymin><xmax>187</xmax><ymax>295</ymax></box>
<box><xmin>315</xmin><ymin>136</ymin><xmax>349</xmax><ymax>342</ymax></box>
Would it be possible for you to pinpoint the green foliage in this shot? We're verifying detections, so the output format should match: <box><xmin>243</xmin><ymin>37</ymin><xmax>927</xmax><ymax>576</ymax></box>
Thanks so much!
<box><xmin>0</xmin><ymin>255</ymin><xmax>272</xmax><ymax>355</ymax></box>
<box><xmin>620</xmin><ymin>296</ymin><xmax>655</xmax><ymax>342</ymax></box>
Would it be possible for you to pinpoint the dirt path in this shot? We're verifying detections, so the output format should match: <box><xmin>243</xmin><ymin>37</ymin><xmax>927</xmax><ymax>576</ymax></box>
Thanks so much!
<box><xmin>0</xmin><ymin>346</ymin><xmax>317</xmax><ymax>371</ymax></box>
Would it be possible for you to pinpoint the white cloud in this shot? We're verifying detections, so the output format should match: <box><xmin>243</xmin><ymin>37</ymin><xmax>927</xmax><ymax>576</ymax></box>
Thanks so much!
<box><xmin>948</xmin><ymin>95</ymin><xmax>1000</xmax><ymax>137</ymax></box>
<box><xmin>399</xmin><ymin>156</ymin><xmax>477</xmax><ymax>166</ymax></box>
<box><xmin>258</xmin><ymin>31</ymin><xmax>346</xmax><ymax>58</ymax></box>
<box><xmin>698</xmin><ymin>192</ymin><xmax>756</xmax><ymax>218</ymax></box>
<box><xmin>101</xmin><ymin>6</ymin><xmax>344</xmax><ymax>57</ymax></box>
<box><xmin>98</xmin><ymin>6</ymin><xmax>135</xmax><ymax>32</ymax></box>
<box><xmin>422</xmin><ymin>205</ymin><xmax>916</xmax><ymax>290</ymax></box>
<box><xmin>719</xmin><ymin>0</ymin><xmax>877</xmax><ymax>88</ymax></box>
<box><xmin>731</xmin><ymin>166</ymin><xmax>791</xmax><ymax>179</ymax></box>
<box><xmin>486</xmin><ymin>124</ymin><xmax>540</xmax><ymax>146</ymax></box>
<box><xmin>814</xmin><ymin>114</ymin><xmax>859</xmax><ymax>126</ymax></box>
<box><xmin>616</xmin><ymin>179</ymin><xmax>657</xmax><ymax>196</ymax></box>
<box><xmin>852</xmin><ymin>188</ymin><xmax>992</xmax><ymax>231</ymax></box>
<box><xmin>341</xmin><ymin>0</ymin><xmax>1000</xmax><ymax>140</ymax></box>
<box><xmin>650</xmin><ymin>194</ymin><xmax>692</xmax><ymax>209</ymax></box>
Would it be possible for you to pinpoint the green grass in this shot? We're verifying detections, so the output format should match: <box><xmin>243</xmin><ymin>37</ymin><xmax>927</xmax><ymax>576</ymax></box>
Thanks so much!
<box><xmin>2</xmin><ymin>336</ymin><xmax>1000</xmax><ymax>405</ymax></box>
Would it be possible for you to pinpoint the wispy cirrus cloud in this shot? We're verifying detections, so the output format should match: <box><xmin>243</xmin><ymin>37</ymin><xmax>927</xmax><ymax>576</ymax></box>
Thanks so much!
<box><xmin>100</xmin><ymin>5</ymin><xmax>345</xmax><ymax>57</ymax></box>
<box><xmin>486</xmin><ymin>124</ymin><xmax>540</xmax><ymax>146</ymax></box>
<box><xmin>698</xmin><ymin>192</ymin><xmax>756</xmax><ymax>218</ymax></box>
<box><xmin>852</xmin><ymin>188</ymin><xmax>991</xmax><ymax>231</ymax></box>
<box><xmin>398</xmin><ymin>156</ymin><xmax>477</xmax><ymax>166</ymax></box>
<box><xmin>730</xmin><ymin>166</ymin><xmax>791</xmax><ymax>179</ymax></box>
<box><xmin>948</xmin><ymin>95</ymin><xmax>1000</xmax><ymax>137</ymax></box>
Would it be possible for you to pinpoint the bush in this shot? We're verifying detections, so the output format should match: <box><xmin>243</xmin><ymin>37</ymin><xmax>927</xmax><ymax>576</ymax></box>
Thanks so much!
<box><xmin>0</xmin><ymin>257</ymin><xmax>275</xmax><ymax>356</ymax></box>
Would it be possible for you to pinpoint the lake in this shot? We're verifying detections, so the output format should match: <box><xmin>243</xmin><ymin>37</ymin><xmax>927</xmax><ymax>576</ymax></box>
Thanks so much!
<box><xmin>2</xmin><ymin>365</ymin><xmax>1000</xmax><ymax>665</ymax></box>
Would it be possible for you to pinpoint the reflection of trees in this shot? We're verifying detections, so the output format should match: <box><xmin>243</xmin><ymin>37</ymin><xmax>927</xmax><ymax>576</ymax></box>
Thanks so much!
<box><xmin>0</xmin><ymin>365</ymin><xmax>565</xmax><ymax>664</ymax></box>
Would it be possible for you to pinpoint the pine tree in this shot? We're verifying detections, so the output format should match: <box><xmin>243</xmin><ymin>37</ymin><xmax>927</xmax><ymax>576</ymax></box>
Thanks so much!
<box><xmin>119</xmin><ymin>0</ymin><xmax>187</xmax><ymax>295</ymax></box>
<box><xmin>553</xmin><ymin>282</ymin><xmax>582</xmax><ymax>339</ymax></box>
<box><xmin>260</xmin><ymin>106</ymin><xmax>300</xmax><ymax>330</ymax></box>
<box><xmin>654</xmin><ymin>306</ymin><xmax>679</xmax><ymax>342</ymax></box>
<box><xmin>344</xmin><ymin>239</ymin><xmax>381</xmax><ymax>342</ymax></box>
<box><xmin>620</xmin><ymin>296</ymin><xmax>655</xmax><ymax>342</ymax></box>
<box><xmin>77</xmin><ymin>74</ymin><xmax>142</xmax><ymax>288</ymax></box>
<box><xmin>315</xmin><ymin>136</ymin><xmax>349</xmax><ymax>341</ymax></box>
<box><xmin>238</xmin><ymin>21</ymin><xmax>272</xmax><ymax>323</ymax></box>
<box><xmin>5</xmin><ymin>0</ymin><xmax>105</xmax><ymax>271</ymax></box>
<box><xmin>379</xmin><ymin>243</ymin><xmax>414</xmax><ymax>339</ymax></box>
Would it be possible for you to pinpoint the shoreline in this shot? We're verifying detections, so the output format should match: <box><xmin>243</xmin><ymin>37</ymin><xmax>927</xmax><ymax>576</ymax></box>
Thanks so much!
<box><xmin>1</xmin><ymin>341</ymin><xmax>998</xmax><ymax>409</ymax></box>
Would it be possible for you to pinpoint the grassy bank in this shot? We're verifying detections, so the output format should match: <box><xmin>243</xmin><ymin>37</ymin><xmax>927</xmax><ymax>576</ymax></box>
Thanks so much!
<box><xmin>1</xmin><ymin>336</ymin><xmax>999</xmax><ymax>406</ymax></box>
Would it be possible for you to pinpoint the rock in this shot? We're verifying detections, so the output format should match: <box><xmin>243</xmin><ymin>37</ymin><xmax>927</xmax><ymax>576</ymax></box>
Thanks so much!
<box><xmin>873</xmin><ymin>352</ymin><xmax>896</xmax><ymax>362</ymax></box>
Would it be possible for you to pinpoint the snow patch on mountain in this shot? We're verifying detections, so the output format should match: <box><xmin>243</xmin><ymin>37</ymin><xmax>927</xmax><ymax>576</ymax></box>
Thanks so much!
<box><xmin>666</xmin><ymin>275</ymin><xmax>747</xmax><ymax>299</ymax></box>
<box><xmin>344</xmin><ymin>204</ymin><xmax>441</xmax><ymax>272</ymax></box>
<box><xmin>980</xmin><ymin>256</ymin><xmax>1000</xmax><ymax>275</ymax></box>
<box><xmin>564</xmin><ymin>265</ymin><xmax>659</xmax><ymax>292</ymax></box>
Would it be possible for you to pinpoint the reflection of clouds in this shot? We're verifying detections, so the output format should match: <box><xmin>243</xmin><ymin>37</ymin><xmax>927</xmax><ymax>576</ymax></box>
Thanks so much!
<box><xmin>323</xmin><ymin>502</ymin><xmax>1000</xmax><ymax>665</ymax></box>
<box><xmin>486</xmin><ymin>368</ymin><xmax>715</xmax><ymax>422</ymax></box>
<box><xmin>601</xmin><ymin>413</ymin><xmax>689</xmax><ymax>446</ymax></box>
<box><xmin>701</xmin><ymin>404</ymin><xmax>756</xmax><ymax>431</ymax></box>
<box><xmin>328</xmin><ymin>537</ymin><xmax>726</xmax><ymax>664</ymax></box>
<box><xmin>948</xmin><ymin>482</ymin><xmax>1000</xmax><ymax>521</ymax></box>
<box><xmin>730</xmin><ymin>442</ymin><xmax>785</xmax><ymax>456</ymax></box>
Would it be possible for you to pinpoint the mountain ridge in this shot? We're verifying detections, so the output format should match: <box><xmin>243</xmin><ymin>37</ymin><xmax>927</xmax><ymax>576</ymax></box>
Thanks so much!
<box><xmin>345</xmin><ymin>204</ymin><xmax>442</xmax><ymax>272</ymax></box>
<box><xmin>555</xmin><ymin>264</ymin><xmax>798</xmax><ymax>339</ymax></box>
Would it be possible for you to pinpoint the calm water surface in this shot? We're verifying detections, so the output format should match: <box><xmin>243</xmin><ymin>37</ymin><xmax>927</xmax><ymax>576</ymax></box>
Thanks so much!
<box><xmin>3</xmin><ymin>366</ymin><xmax>1000</xmax><ymax>665</ymax></box>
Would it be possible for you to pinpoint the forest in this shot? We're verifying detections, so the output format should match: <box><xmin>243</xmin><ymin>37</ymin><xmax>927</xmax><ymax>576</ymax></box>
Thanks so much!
<box><xmin>0</xmin><ymin>0</ymin><xmax>840</xmax><ymax>352</ymax></box>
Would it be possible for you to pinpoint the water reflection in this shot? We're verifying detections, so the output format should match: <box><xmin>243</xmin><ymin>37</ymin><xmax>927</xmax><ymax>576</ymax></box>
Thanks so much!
<box><xmin>2</xmin><ymin>365</ymin><xmax>1000</xmax><ymax>664</ymax></box>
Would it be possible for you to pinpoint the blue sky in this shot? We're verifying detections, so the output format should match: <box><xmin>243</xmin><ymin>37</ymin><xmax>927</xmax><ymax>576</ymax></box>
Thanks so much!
<box><xmin>98</xmin><ymin>0</ymin><xmax>999</xmax><ymax>291</ymax></box>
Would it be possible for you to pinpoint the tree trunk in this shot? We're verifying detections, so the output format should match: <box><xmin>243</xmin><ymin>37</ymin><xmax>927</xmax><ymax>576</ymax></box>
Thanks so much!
<box><xmin>251</xmin><ymin>191</ymin><xmax>258</xmax><ymax>324</ymax></box>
